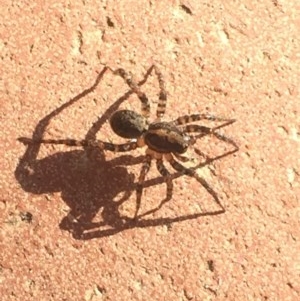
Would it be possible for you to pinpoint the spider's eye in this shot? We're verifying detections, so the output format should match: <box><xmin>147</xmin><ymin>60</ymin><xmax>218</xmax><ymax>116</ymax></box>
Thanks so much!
<box><xmin>109</xmin><ymin>110</ymin><xmax>148</xmax><ymax>139</ymax></box>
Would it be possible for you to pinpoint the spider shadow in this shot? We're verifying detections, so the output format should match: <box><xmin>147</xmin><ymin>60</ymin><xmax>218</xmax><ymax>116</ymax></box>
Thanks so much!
<box><xmin>15</xmin><ymin>66</ymin><xmax>234</xmax><ymax>240</ymax></box>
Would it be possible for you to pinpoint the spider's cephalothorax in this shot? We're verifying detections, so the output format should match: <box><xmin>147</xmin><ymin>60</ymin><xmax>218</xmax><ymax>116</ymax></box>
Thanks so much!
<box><xmin>21</xmin><ymin>65</ymin><xmax>239</xmax><ymax>218</ymax></box>
<box><xmin>144</xmin><ymin>122</ymin><xmax>190</xmax><ymax>154</ymax></box>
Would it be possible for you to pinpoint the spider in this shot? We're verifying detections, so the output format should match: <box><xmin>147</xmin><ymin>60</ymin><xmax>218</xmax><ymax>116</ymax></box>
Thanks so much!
<box><xmin>21</xmin><ymin>65</ymin><xmax>238</xmax><ymax>218</ymax></box>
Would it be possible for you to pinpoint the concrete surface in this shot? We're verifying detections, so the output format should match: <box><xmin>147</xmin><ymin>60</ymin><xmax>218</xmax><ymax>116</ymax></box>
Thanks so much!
<box><xmin>1</xmin><ymin>0</ymin><xmax>299</xmax><ymax>300</ymax></box>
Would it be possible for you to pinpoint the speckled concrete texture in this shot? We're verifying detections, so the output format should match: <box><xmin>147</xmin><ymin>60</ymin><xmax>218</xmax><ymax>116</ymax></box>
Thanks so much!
<box><xmin>1</xmin><ymin>1</ymin><xmax>299</xmax><ymax>300</ymax></box>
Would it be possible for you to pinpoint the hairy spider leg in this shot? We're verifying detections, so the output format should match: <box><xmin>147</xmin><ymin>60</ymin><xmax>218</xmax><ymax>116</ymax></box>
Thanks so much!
<box><xmin>179</xmin><ymin>124</ymin><xmax>239</xmax><ymax>169</ymax></box>
<box><xmin>173</xmin><ymin>113</ymin><xmax>236</xmax><ymax>129</ymax></box>
<box><xmin>136</xmin><ymin>158</ymin><xmax>173</xmax><ymax>218</ymax></box>
<box><xmin>135</xmin><ymin>154</ymin><xmax>152</xmax><ymax>218</ymax></box>
<box><xmin>182</xmin><ymin>124</ymin><xmax>239</xmax><ymax>152</ymax></box>
<box><xmin>153</xmin><ymin>65</ymin><xmax>168</xmax><ymax>119</ymax></box>
<box><xmin>19</xmin><ymin>138</ymin><xmax>139</xmax><ymax>152</ymax></box>
<box><xmin>165</xmin><ymin>153</ymin><xmax>225</xmax><ymax>212</ymax></box>
<box><xmin>111</xmin><ymin>67</ymin><xmax>152</xmax><ymax>118</ymax></box>
<box><xmin>156</xmin><ymin>158</ymin><xmax>173</xmax><ymax>202</ymax></box>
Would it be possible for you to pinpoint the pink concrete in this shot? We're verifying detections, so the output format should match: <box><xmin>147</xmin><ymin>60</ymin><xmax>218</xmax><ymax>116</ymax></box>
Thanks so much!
<box><xmin>1</xmin><ymin>1</ymin><xmax>299</xmax><ymax>300</ymax></box>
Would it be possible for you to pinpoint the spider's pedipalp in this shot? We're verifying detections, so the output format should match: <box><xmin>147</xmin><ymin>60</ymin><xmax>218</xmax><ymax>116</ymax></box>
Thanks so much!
<box><xmin>173</xmin><ymin>152</ymin><xmax>192</xmax><ymax>162</ymax></box>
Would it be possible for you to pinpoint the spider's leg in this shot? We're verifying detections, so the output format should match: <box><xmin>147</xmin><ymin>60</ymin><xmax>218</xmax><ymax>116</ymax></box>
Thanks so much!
<box><xmin>153</xmin><ymin>65</ymin><xmax>168</xmax><ymax>119</ymax></box>
<box><xmin>210</xmin><ymin>131</ymin><xmax>239</xmax><ymax>152</ymax></box>
<box><xmin>137</xmin><ymin>158</ymin><xmax>173</xmax><ymax>218</ymax></box>
<box><xmin>182</xmin><ymin>124</ymin><xmax>239</xmax><ymax>152</ymax></box>
<box><xmin>19</xmin><ymin>138</ymin><xmax>139</xmax><ymax>152</ymax></box>
<box><xmin>111</xmin><ymin>67</ymin><xmax>152</xmax><ymax>118</ymax></box>
<box><xmin>135</xmin><ymin>154</ymin><xmax>152</xmax><ymax>218</ymax></box>
<box><xmin>156</xmin><ymin>158</ymin><xmax>173</xmax><ymax>203</ymax></box>
<box><xmin>173</xmin><ymin>113</ymin><xmax>236</xmax><ymax>129</ymax></box>
<box><xmin>182</xmin><ymin>124</ymin><xmax>211</xmax><ymax>135</ymax></box>
<box><xmin>165</xmin><ymin>153</ymin><xmax>225</xmax><ymax>212</ymax></box>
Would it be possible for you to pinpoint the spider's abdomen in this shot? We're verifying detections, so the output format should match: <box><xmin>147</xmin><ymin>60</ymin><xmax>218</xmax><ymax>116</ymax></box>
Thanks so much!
<box><xmin>110</xmin><ymin>110</ymin><xmax>149</xmax><ymax>139</ymax></box>
<box><xmin>145</xmin><ymin>122</ymin><xmax>189</xmax><ymax>154</ymax></box>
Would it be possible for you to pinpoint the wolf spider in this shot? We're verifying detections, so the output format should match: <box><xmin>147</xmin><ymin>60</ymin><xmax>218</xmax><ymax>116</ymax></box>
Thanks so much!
<box><xmin>22</xmin><ymin>65</ymin><xmax>238</xmax><ymax>218</ymax></box>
